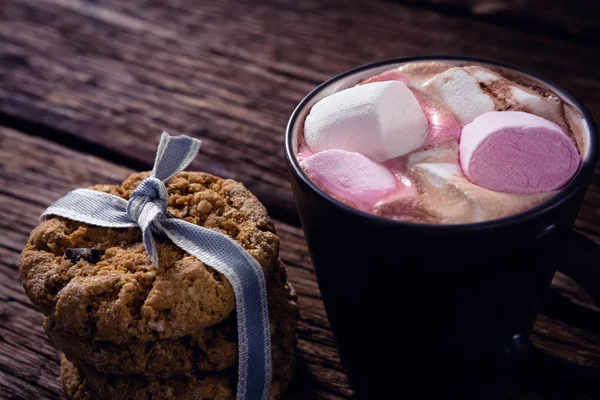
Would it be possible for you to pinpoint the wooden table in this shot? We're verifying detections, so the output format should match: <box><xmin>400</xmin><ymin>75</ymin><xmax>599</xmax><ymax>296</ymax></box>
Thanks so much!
<box><xmin>1</xmin><ymin>0</ymin><xmax>599</xmax><ymax>398</ymax></box>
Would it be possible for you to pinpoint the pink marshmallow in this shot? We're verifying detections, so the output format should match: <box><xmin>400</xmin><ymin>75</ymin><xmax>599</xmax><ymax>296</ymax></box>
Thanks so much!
<box><xmin>460</xmin><ymin>111</ymin><xmax>580</xmax><ymax>194</ymax></box>
<box><xmin>297</xmin><ymin>144</ymin><xmax>313</xmax><ymax>162</ymax></box>
<box><xmin>301</xmin><ymin>149</ymin><xmax>398</xmax><ymax>210</ymax></box>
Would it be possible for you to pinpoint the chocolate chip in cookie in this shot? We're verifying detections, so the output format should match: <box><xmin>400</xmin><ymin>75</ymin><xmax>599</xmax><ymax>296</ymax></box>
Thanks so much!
<box><xmin>65</xmin><ymin>248</ymin><xmax>102</xmax><ymax>264</ymax></box>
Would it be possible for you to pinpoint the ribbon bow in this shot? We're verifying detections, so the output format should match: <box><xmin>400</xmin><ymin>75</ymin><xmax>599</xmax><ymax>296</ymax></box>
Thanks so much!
<box><xmin>42</xmin><ymin>132</ymin><xmax>271</xmax><ymax>400</ymax></box>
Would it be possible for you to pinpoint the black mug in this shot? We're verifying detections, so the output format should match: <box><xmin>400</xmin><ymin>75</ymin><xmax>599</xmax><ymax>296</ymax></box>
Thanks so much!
<box><xmin>285</xmin><ymin>57</ymin><xmax>599</xmax><ymax>398</ymax></box>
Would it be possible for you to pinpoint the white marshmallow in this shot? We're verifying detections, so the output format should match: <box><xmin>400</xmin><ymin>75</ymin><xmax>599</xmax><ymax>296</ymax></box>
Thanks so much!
<box><xmin>396</xmin><ymin>61</ymin><xmax>456</xmax><ymax>89</ymax></box>
<box><xmin>411</xmin><ymin>162</ymin><xmax>553</xmax><ymax>223</ymax></box>
<box><xmin>410</xmin><ymin>163</ymin><xmax>485</xmax><ymax>223</ymax></box>
<box><xmin>463</xmin><ymin>66</ymin><xmax>501</xmax><ymax>83</ymax></box>
<box><xmin>414</xmin><ymin>162</ymin><xmax>461</xmax><ymax>181</ymax></box>
<box><xmin>510</xmin><ymin>86</ymin><xmax>562</xmax><ymax>123</ymax></box>
<box><xmin>304</xmin><ymin>81</ymin><xmax>429</xmax><ymax>162</ymax></box>
<box><xmin>465</xmin><ymin>66</ymin><xmax>563</xmax><ymax>123</ymax></box>
<box><xmin>406</xmin><ymin>141</ymin><xmax>459</xmax><ymax>169</ymax></box>
<box><xmin>421</xmin><ymin>66</ymin><xmax>564</xmax><ymax>128</ymax></box>
<box><xmin>423</xmin><ymin>67</ymin><xmax>495</xmax><ymax>125</ymax></box>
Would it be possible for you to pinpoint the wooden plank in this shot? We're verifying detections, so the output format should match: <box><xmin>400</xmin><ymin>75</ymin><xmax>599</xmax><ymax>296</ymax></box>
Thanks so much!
<box><xmin>0</xmin><ymin>126</ymin><xmax>352</xmax><ymax>399</ymax></box>
<box><xmin>399</xmin><ymin>0</ymin><xmax>600</xmax><ymax>41</ymax></box>
<box><xmin>1</xmin><ymin>125</ymin><xmax>600</xmax><ymax>398</ymax></box>
<box><xmin>2</xmin><ymin>0</ymin><xmax>600</xmax><ymax>226</ymax></box>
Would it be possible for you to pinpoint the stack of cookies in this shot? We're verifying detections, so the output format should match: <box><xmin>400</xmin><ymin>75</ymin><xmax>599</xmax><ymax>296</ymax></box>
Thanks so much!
<box><xmin>20</xmin><ymin>172</ymin><xmax>298</xmax><ymax>400</ymax></box>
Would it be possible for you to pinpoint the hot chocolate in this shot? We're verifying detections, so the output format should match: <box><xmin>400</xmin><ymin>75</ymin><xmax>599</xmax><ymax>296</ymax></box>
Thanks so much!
<box><xmin>297</xmin><ymin>61</ymin><xmax>586</xmax><ymax>224</ymax></box>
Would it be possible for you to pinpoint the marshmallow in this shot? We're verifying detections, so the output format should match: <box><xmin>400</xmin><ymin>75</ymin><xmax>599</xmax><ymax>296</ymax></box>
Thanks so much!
<box><xmin>460</xmin><ymin>111</ymin><xmax>580</xmax><ymax>194</ymax></box>
<box><xmin>301</xmin><ymin>149</ymin><xmax>398</xmax><ymax>210</ymax></box>
<box><xmin>411</xmin><ymin>163</ymin><xmax>486</xmax><ymax>223</ymax></box>
<box><xmin>411</xmin><ymin>163</ymin><xmax>553</xmax><ymax>223</ymax></box>
<box><xmin>401</xmin><ymin>65</ymin><xmax>565</xmax><ymax>129</ymax></box>
<box><xmin>463</xmin><ymin>66</ymin><xmax>501</xmax><ymax>83</ymax></box>
<box><xmin>364</xmin><ymin>69</ymin><xmax>462</xmax><ymax>146</ymax></box>
<box><xmin>413</xmin><ymin>163</ymin><xmax>463</xmax><ymax>183</ymax></box>
<box><xmin>423</xmin><ymin>67</ymin><xmax>495</xmax><ymax>125</ymax></box>
<box><xmin>304</xmin><ymin>81</ymin><xmax>429</xmax><ymax>162</ymax></box>
<box><xmin>465</xmin><ymin>66</ymin><xmax>563</xmax><ymax>124</ymax></box>
<box><xmin>371</xmin><ymin>191</ymin><xmax>430</xmax><ymax>223</ymax></box>
<box><xmin>397</xmin><ymin>61</ymin><xmax>456</xmax><ymax>88</ymax></box>
<box><xmin>406</xmin><ymin>141</ymin><xmax>459</xmax><ymax>169</ymax></box>
<box><xmin>510</xmin><ymin>86</ymin><xmax>562</xmax><ymax>124</ymax></box>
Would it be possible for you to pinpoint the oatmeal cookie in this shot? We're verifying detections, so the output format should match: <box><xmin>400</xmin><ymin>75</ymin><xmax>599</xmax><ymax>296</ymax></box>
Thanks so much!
<box><xmin>49</xmin><ymin>262</ymin><xmax>298</xmax><ymax>376</ymax></box>
<box><xmin>20</xmin><ymin>172</ymin><xmax>280</xmax><ymax>341</ymax></box>
<box><xmin>61</xmin><ymin>350</ymin><xmax>296</xmax><ymax>400</ymax></box>
<box><xmin>60</xmin><ymin>356</ymin><xmax>234</xmax><ymax>400</ymax></box>
<box><xmin>47</xmin><ymin>316</ymin><xmax>237</xmax><ymax>375</ymax></box>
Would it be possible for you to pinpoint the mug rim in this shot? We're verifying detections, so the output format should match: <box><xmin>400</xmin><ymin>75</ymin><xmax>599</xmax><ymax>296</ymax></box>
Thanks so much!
<box><xmin>285</xmin><ymin>56</ymin><xmax>598</xmax><ymax>232</ymax></box>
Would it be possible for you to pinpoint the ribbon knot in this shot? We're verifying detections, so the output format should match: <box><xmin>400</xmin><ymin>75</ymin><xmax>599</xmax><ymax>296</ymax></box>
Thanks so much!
<box><xmin>127</xmin><ymin>177</ymin><xmax>169</xmax><ymax>222</ymax></box>
<box><xmin>126</xmin><ymin>177</ymin><xmax>169</xmax><ymax>266</ymax></box>
<box><xmin>40</xmin><ymin>132</ymin><xmax>272</xmax><ymax>400</ymax></box>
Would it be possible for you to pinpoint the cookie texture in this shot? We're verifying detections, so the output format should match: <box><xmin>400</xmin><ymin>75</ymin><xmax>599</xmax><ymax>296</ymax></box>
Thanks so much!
<box><xmin>47</xmin><ymin>316</ymin><xmax>237</xmax><ymax>376</ymax></box>
<box><xmin>48</xmin><ymin>262</ymin><xmax>298</xmax><ymax>376</ymax></box>
<box><xmin>20</xmin><ymin>172</ymin><xmax>280</xmax><ymax>342</ymax></box>
<box><xmin>61</xmin><ymin>356</ymin><xmax>88</xmax><ymax>400</ymax></box>
<box><xmin>25</xmin><ymin>171</ymin><xmax>297</xmax><ymax>399</ymax></box>
<box><xmin>61</xmin><ymin>351</ymin><xmax>296</xmax><ymax>400</ymax></box>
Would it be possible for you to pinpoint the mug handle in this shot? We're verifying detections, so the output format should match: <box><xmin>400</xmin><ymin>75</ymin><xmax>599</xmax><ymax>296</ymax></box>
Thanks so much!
<box><xmin>506</xmin><ymin>230</ymin><xmax>600</xmax><ymax>389</ymax></box>
<box><xmin>555</xmin><ymin>230</ymin><xmax>600</xmax><ymax>307</ymax></box>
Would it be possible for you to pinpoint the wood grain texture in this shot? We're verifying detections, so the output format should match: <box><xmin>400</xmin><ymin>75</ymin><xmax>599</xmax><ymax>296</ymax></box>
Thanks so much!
<box><xmin>400</xmin><ymin>0</ymin><xmax>600</xmax><ymax>41</ymax></box>
<box><xmin>0</xmin><ymin>127</ymin><xmax>352</xmax><ymax>399</ymax></box>
<box><xmin>1</xmin><ymin>0</ymin><xmax>600</xmax><ymax>228</ymax></box>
